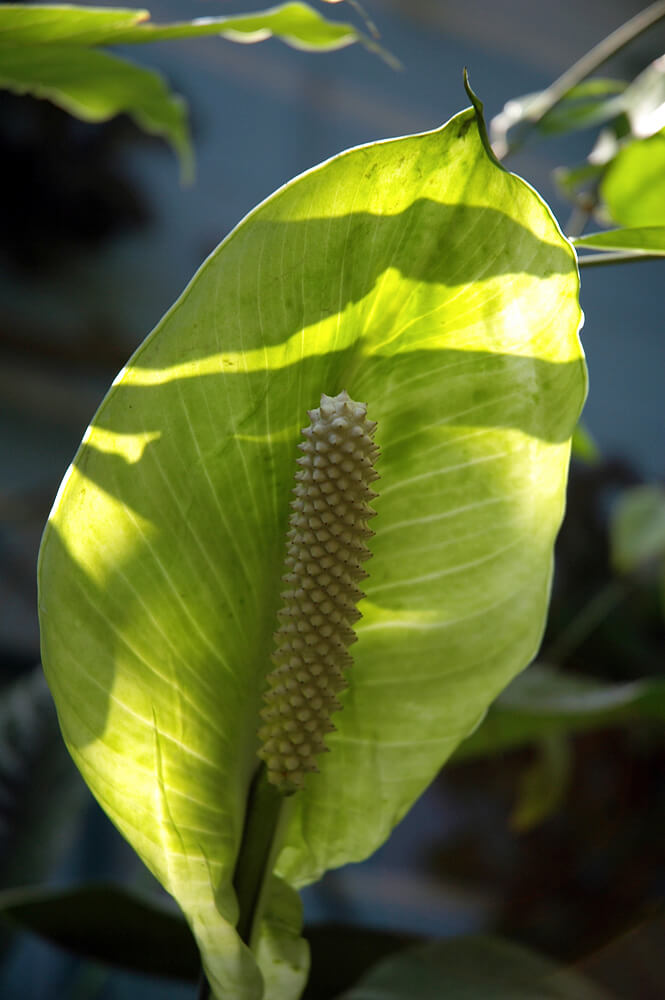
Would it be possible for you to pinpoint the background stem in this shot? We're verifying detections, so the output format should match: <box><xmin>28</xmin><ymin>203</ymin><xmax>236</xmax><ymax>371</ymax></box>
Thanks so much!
<box><xmin>233</xmin><ymin>766</ymin><xmax>293</xmax><ymax>949</ymax></box>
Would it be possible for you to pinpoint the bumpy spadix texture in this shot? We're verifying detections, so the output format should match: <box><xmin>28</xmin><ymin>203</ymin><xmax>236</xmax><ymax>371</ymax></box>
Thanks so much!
<box><xmin>258</xmin><ymin>391</ymin><xmax>379</xmax><ymax>791</ymax></box>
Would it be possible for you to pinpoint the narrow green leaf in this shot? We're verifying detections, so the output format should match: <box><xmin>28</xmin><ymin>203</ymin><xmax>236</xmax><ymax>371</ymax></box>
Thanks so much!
<box><xmin>112</xmin><ymin>2</ymin><xmax>361</xmax><ymax>51</ymax></box>
<box><xmin>0</xmin><ymin>883</ymin><xmax>199</xmax><ymax>980</ymax></box>
<box><xmin>335</xmin><ymin>936</ymin><xmax>611</xmax><ymax>1000</ymax></box>
<box><xmin>0</xmin><ymin>3</ymin><xmax>362</xmax><ymax>52</ymax></box>
<box><xmin>573</xmin><ymin>225</ymin><xmax>665</xmax><ymax>254</ymax></box>
<box><xmin>0</xmin><ymin>44</ymin><xmax>192</xmax><ymax>177</ymax></box>
<box><xmin>39</xmin><ymin>105</ymin><xmax>585</xmax><ymax>998</ymax></box>
<box><xmin>610</xmin><ymin>485</ymin><xmax>665</xmax><ymax>574</ymax></box>
<box><xmin>455</xmin><ymin>663</ymin><xmax>665</xmax><ymax>761</ymax></box>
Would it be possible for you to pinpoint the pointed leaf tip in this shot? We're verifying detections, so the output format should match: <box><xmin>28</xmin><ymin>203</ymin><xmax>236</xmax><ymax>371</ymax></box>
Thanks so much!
<box><xmin>463</xmin><ymin>69</ymin><xmax>505</xmax><ymax>169</ymax></box>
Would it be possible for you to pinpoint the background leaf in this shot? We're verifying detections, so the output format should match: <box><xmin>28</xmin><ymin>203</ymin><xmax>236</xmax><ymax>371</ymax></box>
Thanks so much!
<box><xmin>600</xmin><ymin>130</ymin><xmax>665</xmax><ymax>225</ymax></box>
<box><xmin>0</xmin><ymin>666</ymin><xmax>86</xmax><ymax>890</ymax></box>
<box><xmin>0</xmin><ymin>876</ymin><xmax>306</xmax><ymax>992</ymax></box>
<box><xmin>0</xmin><ymin>883</ymin><xmax>198</xmax><ymax>981</ymax></box>
<box><xmin>618</xmin><ymin>54</ymin><xmax>665</xmax><ymax>139</ymax></box>
<box><xmin>0</xmin><ymin>666</ymin><xmax>89</xmax><ymax>967</ymax></box>
<box><xmin>38</xmin><ymin>107</ymin><xmax>585</xmax><ymax>996</ymax></box>
<box><xmin>455</xmin><ymin>662</ymin><xmax>665</xmax><ymax>760</ymax></box>
<box><xmin>508</xmin><ymin>733</ymin><xmax>572</xmax><ymax>831</ymax></box>
<box><xmin>610</xmin><ymin>485</ymin><xmax>665</xmax><ymax>574</ymax></box>
<box><xmin>335</xmin><ymin>936</ymin><xmax>611</xmax><ymax>1000</ymax></box>
<box><xmin>0</xmin><ymin>884</ymin><xmax>407</xmax><ymax>994</ymax></box>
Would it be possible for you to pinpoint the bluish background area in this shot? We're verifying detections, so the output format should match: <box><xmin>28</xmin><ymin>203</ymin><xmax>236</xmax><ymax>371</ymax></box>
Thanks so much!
<box><xmin>0</xmin><ymin>1</ymin><xmax>663</xmax><ymax>996</ymax></box>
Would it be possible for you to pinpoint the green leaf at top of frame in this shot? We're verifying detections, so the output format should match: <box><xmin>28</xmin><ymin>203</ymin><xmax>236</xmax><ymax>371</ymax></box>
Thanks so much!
<box><xmin>0</xmin><ymin>5</ymin><xmax>149</xmax><ymax>44</ymax></box>
<box><xmin>572</xmin><ymin>225</ymin><xmax>665</xmax><ymax>254</ymax></box>
<box><xmin>0</xmin><ymin>3</ymin><xmax>363</xmax><ymax>51</ymax></box>
<box><xmin>0</xmin><ymin>3</ymin><xmax>369</xmax><ymax>177</ymax></box>
<box><xmin>38</xmin><ymin>104</ymin><xmax>585</xmax><ymax>998</ymax></box>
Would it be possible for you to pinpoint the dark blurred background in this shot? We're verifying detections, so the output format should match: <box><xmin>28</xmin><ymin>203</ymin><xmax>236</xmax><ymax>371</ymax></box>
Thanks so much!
<box><xmin>1</xmin><ymin>1</ymin><xmax>664</xmax><ymax>997</ymax></box>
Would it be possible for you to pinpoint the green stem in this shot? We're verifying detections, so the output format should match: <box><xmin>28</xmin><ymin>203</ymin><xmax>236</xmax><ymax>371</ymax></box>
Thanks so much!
<box><xmin>233</xmin><ymin>765</ymin><xmax>294</xmax><ymax>950</ymax></box>
<box><xmin>196</xmin><ymin>765</ymin><xmax>292</xmax><ymax>998</ymax></box>
<box><xmin>504</xmin><ymin>0</ymin><xmax>665</xmax><ymax>156</ymax></box>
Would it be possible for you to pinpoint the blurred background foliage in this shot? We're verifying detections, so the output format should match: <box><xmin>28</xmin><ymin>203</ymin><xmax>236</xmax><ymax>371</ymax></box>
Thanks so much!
<box><xmin>0</xmin><ymin>1</ymin><xmax>663</xmax><ymax>997</ymax></box>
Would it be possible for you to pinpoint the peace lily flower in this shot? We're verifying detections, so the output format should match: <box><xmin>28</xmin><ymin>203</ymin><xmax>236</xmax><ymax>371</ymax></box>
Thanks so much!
<box><xmin>38</xmin><ymin>99</ymin><xmax>585</xmax><ymax>999</ymax></box>
<box><xmin>258</xmin><ymin>390</ymin><xmax>380</xmax><ymax>792</ymax></box>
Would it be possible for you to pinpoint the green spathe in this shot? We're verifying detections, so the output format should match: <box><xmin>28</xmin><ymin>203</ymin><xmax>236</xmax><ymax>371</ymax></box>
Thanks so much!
<box><xmin>38</xmin><ymin>106</ymin><xmax>586</xmax><ymax>998</ymax></box>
